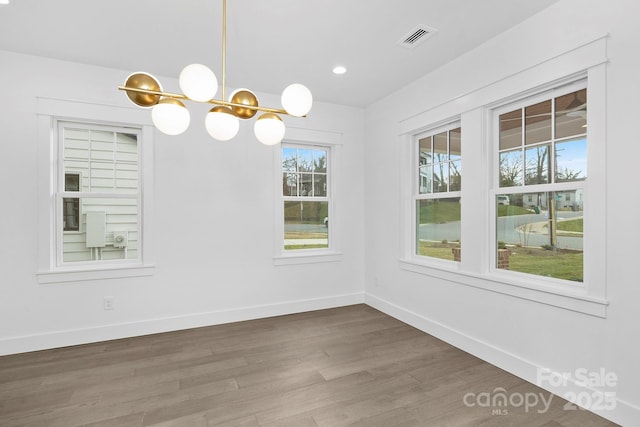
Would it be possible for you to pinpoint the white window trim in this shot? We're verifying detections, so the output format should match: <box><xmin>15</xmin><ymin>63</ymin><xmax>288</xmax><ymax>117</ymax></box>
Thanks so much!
<box><xmin>273</xmin><ymin>127</ymin><xmax>343</xmax><ymax>266</ymax></box>
<box><xmin>37</xmin><ymin>98</ymin><xmax>155</xmax><ymax>283</ymax></box>
<box><xmin>399</xmin><ymin>36</ymin><xmax>608</xmax><ymax>317</ymax></box>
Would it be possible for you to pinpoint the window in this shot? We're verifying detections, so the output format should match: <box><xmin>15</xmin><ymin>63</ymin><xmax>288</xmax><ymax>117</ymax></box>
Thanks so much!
<box><xmin>37</xmin><ymin>96</ymin><xmax>155</xmax><ymax>283</ymax></box>
<box><xmin>495</xmin><ymin>84</ymin><xmax>586</xmax><ymax>282</ymax></box>
<box><xmin>415</xmin><ymin>124</ymin><xmax>461</xmax><ymax>261</ymax></box>
<box><xmin>63</xmin><ymin>172</ymin><xmax>81</xmax><ymax>231</ymax></box>
<box><xmin>57</xmin><ymin>122</ymin><xmax>141</xmax><ymax>265</ymax></box>
<box><xmin>282</xmin><ymin>145</ymin><xmax>329</xmax><ymax>250</ymax></box>
<box><xmin>399</xmin><ymin>37</ymin><xmax>607</xmax><ymax>316</ymax></box>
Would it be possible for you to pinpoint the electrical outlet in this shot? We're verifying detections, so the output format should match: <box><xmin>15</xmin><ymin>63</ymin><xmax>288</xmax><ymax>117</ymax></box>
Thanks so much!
<box><xmin>103</xmin><ymin>296</ymin><xmax>115</xmax><ymax>311</ymax></box>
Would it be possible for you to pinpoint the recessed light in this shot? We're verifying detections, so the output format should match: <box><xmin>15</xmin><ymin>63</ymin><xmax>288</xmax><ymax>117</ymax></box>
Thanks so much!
<box><xmin>333</xmin><ymin>66</ymin><xmax>347</xmax><ymax>75</ymax></box>
<box><xmin>0</xmin><ymin>0</ymin><xmax>11</xmax><ymax>5</ymax></box>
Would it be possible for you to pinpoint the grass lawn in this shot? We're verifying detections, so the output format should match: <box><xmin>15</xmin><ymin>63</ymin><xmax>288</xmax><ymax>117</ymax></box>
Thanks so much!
<box><xmin>417</xmin><ymin>241</ymin><xmax>583</xmax><ymax>282</ymax></box>
<box><xmin>556</xmin><ymin>218</ymin><xmax>583</xmax><ymax>232</ymax></box>
<box><xmin>418</xmin><ymin>200</ymin><xmax>460</xmax><ymax>224</ymax></box>
<box><xmin>507</xmin><ymin>247</ymin><xmax>583</xmax><ymax>282</ymax></box>
<box><xmin>497</xmin><ymin>205</ymin><xmax>532</xmax><ymax>217</ymax></box>
<box><xmin>417</xmin><ymin>241</ymin><xmax>457</xmax><ymax>261</ymax></box>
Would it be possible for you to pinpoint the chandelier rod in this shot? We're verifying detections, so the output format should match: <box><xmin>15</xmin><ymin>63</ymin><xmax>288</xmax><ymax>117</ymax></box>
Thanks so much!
<box><xmin>221</xmin><ymin>0</ymin><xmax>227</xmax><ymax>102</ymax></box>
<box><xmin>117</xmin><ymin>85</ymin><xmax>301</xmax><ymax>116</ymax></box>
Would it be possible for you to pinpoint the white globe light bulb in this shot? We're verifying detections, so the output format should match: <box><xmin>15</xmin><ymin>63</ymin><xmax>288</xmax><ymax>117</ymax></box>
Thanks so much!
<box><xmin>254</xmin><ymin>113</ymin><xmax>285</xmax><ymax>146</ymax></box>
<box><xmin>179</xmin><ymin>64</ymin><xmax>218</xmax><ymax>102</ymax></box>
<box><xmin>281</xmin><ymin>83</ymin><xmax>313</xmax><ymax>117</ymax></box>
<box><xmin>205</xmin><ymin>107</ymin><xmax>239</xmax><ymax>141</ymax></box>
<box><xmin>151</xmin><ymin>99</ymin><xmax>190</xmax><ymax>135</ymax></box>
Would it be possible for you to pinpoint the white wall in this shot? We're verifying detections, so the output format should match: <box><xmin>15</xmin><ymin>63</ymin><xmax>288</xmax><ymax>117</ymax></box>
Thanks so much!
<box><xmin>0</xmin><ymin>51</ymin><xmax>365</xmax><ymax>353</ymax></box>
<box><xmin>364</xmin><ymin>0</ymin><xmax>639</xmax><ymax>424</ymax></box>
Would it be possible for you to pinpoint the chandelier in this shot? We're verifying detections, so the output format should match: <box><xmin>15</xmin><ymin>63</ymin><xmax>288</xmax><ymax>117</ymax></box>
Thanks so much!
<box><xmin>119</xmin><ymin>0</ymin><xmax>312</xmax><ymax>145</ymax></box>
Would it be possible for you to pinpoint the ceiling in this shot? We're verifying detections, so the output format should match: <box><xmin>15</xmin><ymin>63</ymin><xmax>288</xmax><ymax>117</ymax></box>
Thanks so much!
<box><xmin>0</xmin><ymin>0</ymin><xmax>559</xmax><ymax>107</ymax></box>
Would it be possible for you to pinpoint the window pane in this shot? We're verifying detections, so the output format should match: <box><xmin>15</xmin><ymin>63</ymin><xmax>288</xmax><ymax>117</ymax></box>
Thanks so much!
<box><xmin>64</xmin><ymin>128</ymin><xmax>89</xmax><ymax>160</ymax></box>
<box><xmin>313</xmin><ymin>150</ymin><xmax>327</xmax><ymax>173</ymax></box>
<box><xmin>499</xmin><ymin>109</ymin><xmax>522</xmax><ymax>150</ymax></box>
<box><xmin>115</xmin><ymin>163</ymin><xmax>138</xmax><ymax>194</ymax></box>
<box><xmin>63</xmin><ymin>197</ymin><xmax>79</xmax><ymax>231</ymax></box>
<box><xmin>419</xmin><ymin>136</ymin><xmax>432</xmax><ymax>166</ymax></box>
<box><xmin>524</xmin><ymin>144</ymin><xmax>550</xmax><ymax>185</ymax></box>
<box><xmin>499</xmin><ymin>150</ymin><xmax>523</xmax><ymax>187</ymax></box>
<box><xmin>556</xmin><ymin>89</ymin><xmax>587</xmax><ymax>139</ymax></box>
<box><xmin>90</xmin><ymin>161</ymin><xmax>115</xmax><ymax>191</ymax></box>
<box><xmin>64</xmin><ymin>129</ymin><xmax>89</xmax><ymax>178</ymax></box>
<box><xmin>450</xmin><ymin>128</ymin><xmax>461</xmax><ymax>161</ymax></box>
<box><xmin>419</xmin><ymin>165</ymin><xmax>432</xmax><ymax>194</ymax></box>
<box><xmin>450</xmin><ymin>160</ymin><xmax>461</xmax><ymax>191</ymax></box>
<box><xmin>433</xmin><ymin>163</ymin><xmax>449</xmax><ymax>193</ymax></box>
<box><xmin>433</xmin><ymin>132</ymin><xmax>448</xmax><ymax>162</ymax></box>
<box><xmin>62</xmin><ymin>197</ymin><xmax>138</xmax><ymax>263</ymax></box>
<box><xmin>416</xmin><ymin>198</ymin><xmax>461</xmax><ymax>261</ymax></box>
<box><xmin>299</xmin><ymin>173</ymin><xmax>312</xmax><ymax>196</ymax></box>
<box><xmin>65</xmin><ymin>173</ymin><xmax>80</xmax><ymax>192</ymax></box>
<box><xmin>90</xmin><ymin>131</ymin><xmax>116</xmax><ymax>161</ymax></box>
<box><xmin>63</xmin><ymin>172</ymin><xmax>82</xmax><ymax>230</ymax></box>
<box><xmin>525</xmin><ymin>100</ymin><xmax>552</xmax><ymax>145</ymax></box>
<box><xmin>115</xmin><ymin>132</ymin><xmax>138</xmax><ymax>163</ymax></box>
<box><xmin>282</xmin><ymin>172</ymin><xmax>297</xmax><ymax>196</ymax></box>
<box><xmin>284</xmin><ymin>201</ymin><xmax>328</xmax><ymax>250</ymax></box>
<box><xmin>495</xmin><ymin>191</ymin><xmax>583</xmax><ymax>282</ymax></box>
<box><xmin>555</xmin><ymin>137</ymin><xmax>587</xmax><ymax>182</ymax></box>
<box><xmin>282</xmin><ymin>147</ymin><xmax>297</xmax><ymax>172</ymax></box>
<box><xmin>297</xmin><ymin>149</ymin><xmax>313</xmax><ymax>172</ymax></box>
<box><xmin>313</xmin><ymin>174</ymin><xmax>327</xmax><ymax>197</ymax></box>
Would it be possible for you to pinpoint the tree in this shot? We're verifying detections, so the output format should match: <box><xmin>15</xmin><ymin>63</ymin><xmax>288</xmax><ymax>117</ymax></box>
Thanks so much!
<box><xmin>525</xmin><ymin>146</ymin><xmax>549</xmax><ymax>185</ymax></box>
<box><xmin>556</xmin><ymin>167</ymin><xmax>583</xmax><ymax>182</ymax></box>
<box><xmin>499</xmin><ymin>153</ymin><xmax>522</xmax><ymax>187</ymax></box>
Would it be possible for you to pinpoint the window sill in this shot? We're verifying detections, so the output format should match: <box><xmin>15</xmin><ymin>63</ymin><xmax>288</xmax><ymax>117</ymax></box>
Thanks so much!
<box><xmin>273</xmin><ymin>251</ymin><xmax>343</xmax><ymax>266</ymax></box>
<box><xmin>38</xmin><ymin>264</ymin><xmax>155</xmax><ymax>284</ymax></box>
<box><xmin>399</xmin><ymin>258</ymin><xmax>608</xmax><ymax>318</ymax></box>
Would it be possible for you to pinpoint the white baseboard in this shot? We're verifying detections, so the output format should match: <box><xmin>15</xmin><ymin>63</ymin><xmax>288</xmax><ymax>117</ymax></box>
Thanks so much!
<box><xmin>365</xmin><ymin>293</ymin><xmax>639</xmax><ymax>427</ymax></box>
<box><xmin>0</xmin><ymin>292</ymin><xmax>365</xmax><ymax>356</ymax></box>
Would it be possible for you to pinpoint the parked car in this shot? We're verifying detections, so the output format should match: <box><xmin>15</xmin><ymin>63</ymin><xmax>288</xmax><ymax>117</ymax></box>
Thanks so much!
<box><xmin>324</xmin><ymin>217</ymin><xmax>328</xmax><ymax>227</ymax></box>
<box><xmin>497</xmin><ymin>195</ymin><xmax>510</xmax><ymax>206</ymax></box>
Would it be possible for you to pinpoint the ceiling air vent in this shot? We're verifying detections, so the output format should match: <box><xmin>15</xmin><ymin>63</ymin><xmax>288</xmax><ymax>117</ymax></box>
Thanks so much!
<box><xmin>397</xmin><ymin>25</ymin><xmax>438</xmax><ymax>49</ymax></box>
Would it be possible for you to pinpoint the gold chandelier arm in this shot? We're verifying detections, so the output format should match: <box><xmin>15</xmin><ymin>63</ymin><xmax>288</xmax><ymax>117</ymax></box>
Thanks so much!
<box><xmin>119</xmin><ymin>85</ymin><xmax>189</xmax><ymax>101</ymax></box>
<box><xmin>118</xmin><ymin>85</ymin><xmax>303</xmax><ymax>117</ymax></box>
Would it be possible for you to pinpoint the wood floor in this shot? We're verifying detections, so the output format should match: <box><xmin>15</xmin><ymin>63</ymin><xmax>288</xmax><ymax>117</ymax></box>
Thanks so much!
<box><xmin>0</xmin><ymin>304</ymin><xmax>618</xmax><ymax>427</ymax></box>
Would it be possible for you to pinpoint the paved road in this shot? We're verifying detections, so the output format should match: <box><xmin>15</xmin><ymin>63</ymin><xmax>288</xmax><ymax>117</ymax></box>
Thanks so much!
<box><xmin>497</xmin><ymin>211</ymin><xmax>583</xmax><ymax>250</ymax></box>
<box><xmin>418</xmin><ymin>210</ymin><xmax>583</xmax><ymax>250</ymax></box>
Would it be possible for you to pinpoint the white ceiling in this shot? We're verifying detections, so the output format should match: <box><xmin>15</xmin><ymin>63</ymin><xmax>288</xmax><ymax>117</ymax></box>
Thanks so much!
<box><xmin>0</xmin><ymin>0</ymin><xmax>559</xmax><ymax>107</ymax></box>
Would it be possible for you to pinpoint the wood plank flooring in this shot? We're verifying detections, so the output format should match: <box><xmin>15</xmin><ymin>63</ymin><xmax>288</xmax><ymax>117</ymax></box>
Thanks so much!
<box><xmin>0</xmin><ymin>305</ymin><xmax>618</xmax><ymax>426</ymax></box>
